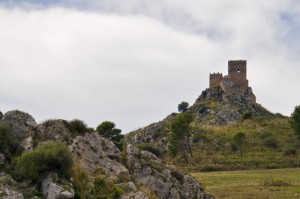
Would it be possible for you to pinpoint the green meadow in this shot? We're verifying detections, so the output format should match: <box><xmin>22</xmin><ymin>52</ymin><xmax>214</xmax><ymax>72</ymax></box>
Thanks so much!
<box><xmin>192</xmin><ymin>168</ymin><xmax>300</xmax><ymax>199</ymax></box>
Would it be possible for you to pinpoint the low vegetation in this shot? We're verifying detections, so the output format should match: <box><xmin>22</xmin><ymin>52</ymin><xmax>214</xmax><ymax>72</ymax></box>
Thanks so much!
<box><xmin>72</xmin><ymin>165</ymin><xmax>123</xmax><ymax>199</ymax></box>
<box><xmin>0</xmin><ymin>125</ymin><xmax>23</xmax><ymax>161</ymax></box>
<box><xmin>178</xmin><ymin>116</ymin><xmax>300</xmax><ymax>172</ymax></box>
<box><xmin>192</xmin><ymin>168</ymin><xmax>300</xmax><ymax>199</ymax></box>
<box><xmin>16</xmin><ymin>141</ymin><xmax>73</xmax><ymax>181</ymax></box>
<box><xmin>136</xmin><ymin>143</ymin><xmax>162</xmax><ymax>157</ymax></box>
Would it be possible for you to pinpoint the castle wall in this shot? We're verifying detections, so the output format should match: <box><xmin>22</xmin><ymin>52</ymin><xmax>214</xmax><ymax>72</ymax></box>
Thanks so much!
<box><xmin>209</xmin><ymin>73</ymin><xmax>223</xmax><ymax>88</ymax></box>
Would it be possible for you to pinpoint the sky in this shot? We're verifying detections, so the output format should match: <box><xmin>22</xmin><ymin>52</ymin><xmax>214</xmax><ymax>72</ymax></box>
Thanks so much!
<box><xmin>0</xmin><ymin>0</ymin><xmax>300</xmax><ymax>133</ymax></box>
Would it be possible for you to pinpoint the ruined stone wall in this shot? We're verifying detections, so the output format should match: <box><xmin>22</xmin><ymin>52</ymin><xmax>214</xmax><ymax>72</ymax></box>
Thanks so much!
<box><xmin>209</xmin><ymin>73</ymin><xmax>223</xmax><ymax>88</ymax></box>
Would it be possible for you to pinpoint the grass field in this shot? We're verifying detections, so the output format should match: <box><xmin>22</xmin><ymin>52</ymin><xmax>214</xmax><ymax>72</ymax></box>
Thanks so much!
<box><xmin>192</xmin><ymin>168</ymin><xmax>300</xmax><ymax>199</ymax></box>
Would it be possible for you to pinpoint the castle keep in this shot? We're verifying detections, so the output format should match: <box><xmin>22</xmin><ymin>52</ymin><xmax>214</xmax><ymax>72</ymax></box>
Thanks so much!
<box><xmin>209</xmin><ymin>60</ymin><xmax>256</xmax><ymax>103</ymax></box>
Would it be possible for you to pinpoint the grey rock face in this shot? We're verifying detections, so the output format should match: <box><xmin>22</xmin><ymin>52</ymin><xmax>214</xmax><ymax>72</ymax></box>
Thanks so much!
<box><xmin>36</xmin><ymin>119</ymin><xmax>73</xmax><ymax>144</ymax></box>
<box><xmin>0</xmin><ymin>172</ymin><xmax>24</xmax><ymax>199</ymax></box>
<box><xmin>70</xmin><ymin>133</ymin><xmax>129</xmax><ymax>181</ymax></box>
<box><xmin>116</xmin><ymin>182</ymin><xmax>137</xmax><ymax>192</ymax></box>
<box><xmin>21</xmin><ymin>136</ymin><xmax>33</xmax><ymax>151</ymax></box>
<box><xmin>41</xmin><ymin>173</ymin><xmax>74</xmax><ymax>199</ymax></box>
<box><xmin>121</xmin><ymin>191</ymin><xmax>149</xmax><ymax>199</ymax></box>
<box><xmin>0</xmin><ymin>110</ymin><xmax>37</xmax><ymax>139</ymax></box>
<box><xmin>126</xmin><ymin>144</ymin><xmax>214</xmax><ymax>199</ymax></box>
<box><xmin>0</xmin><ymin>153</ymin><xmax>5</xmax><ymax>165</ymax></box>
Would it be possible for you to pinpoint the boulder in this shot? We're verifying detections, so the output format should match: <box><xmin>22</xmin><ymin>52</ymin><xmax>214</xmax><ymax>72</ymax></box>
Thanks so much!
<box><xmin>36</xmin><ymin>119</ymin><xmax>73</xmax><ymax>144</ymax></box>
<box><xmin>70</xmin><ymin>133</ymin><xmax>129</xmax><ymax>182</ymax></box>
<box><xmin>41</xmin><ymin>173</ymin><xmax>74</xmax><ymax>199</ymax></box>
<box><xmin>0</xmin><ymin>110</ymin><xmax>37</xmax><ymax>139</ymax></box>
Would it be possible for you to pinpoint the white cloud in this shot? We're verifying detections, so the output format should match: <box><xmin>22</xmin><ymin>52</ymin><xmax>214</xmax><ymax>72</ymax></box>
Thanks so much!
<box><xmin>0</xmin><ymin>1</ymin><xmax>300</xmax><ymax>132</ymax></box>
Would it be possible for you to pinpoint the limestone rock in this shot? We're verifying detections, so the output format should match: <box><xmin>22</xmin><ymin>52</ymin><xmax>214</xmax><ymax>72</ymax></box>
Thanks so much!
<box><xmin>0</xmin><ymin>110</ymin><xmax>37</xmax><ymax>139</ymax></box>
<box><xmin>116</xmin><ymin>182</ymin><xmax>137</xmax><ymax>192</ymax></box>
<box><xmin>36</xmin><ymin>119</ymin><xmax>73</xmax><ymax>144</ymax></box>
<box><xmin>0</xmin><ymin>153</ymin><xmax>5</xmax><ymax>165</ymax></box>
<box><xmin>121</xmin><ymin>191</ymin><xmax>149</xmax><ymax>199</ymax></box>
<box><xmin>70</xmin><ymin>133</ymin><xmax>129</xmax><ymax>181</ymax></box>
<box><xmin>126</xmin><ymin>144</ymin><xmax>214</xmax><ymax>199</ymax></box>
<box><xmin>21</xmin><ymin>136</ymin><xmax>33</xmax><ymax>151</ymax></box>
<box><xmin>0</xmin><ymin>172</ymin><xmax>24</xmax><ymax>199</ymax></box>
<box><xmin>41</xmin><ymin>173</ymin><xmax>74</xmax><ymax>199</ymax></box>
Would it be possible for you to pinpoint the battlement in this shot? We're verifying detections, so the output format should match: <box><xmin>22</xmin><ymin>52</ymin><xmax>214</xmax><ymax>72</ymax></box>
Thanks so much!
<box><xmin>208</xmin><ymin>60</ymin><xmax>256</xmax><ymax>103</ymax></box>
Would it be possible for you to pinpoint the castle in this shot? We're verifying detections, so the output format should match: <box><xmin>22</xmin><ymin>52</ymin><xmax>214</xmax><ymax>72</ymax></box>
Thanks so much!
<box><xmin>209</xmin><ymin>60</ymin><xmax>256</xmax><ymax>104</ymax></box>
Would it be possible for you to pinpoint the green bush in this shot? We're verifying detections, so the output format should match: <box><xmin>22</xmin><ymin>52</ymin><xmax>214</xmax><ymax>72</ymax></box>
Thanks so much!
<box><xmin>91</xmin><ymin>177</ymin><xmax>123</xmax><ymax>199</ymax></box>
<box><xmin>263</xmin><ymin>137</ymin><xmax>279</xmax><ymax>149</ymax></box>
<box><xmin>242</xmin><ymin>111</ymin><xmax>252</xmax><ymax>120</ymax></box>
<box><xmin>17</xmin><ymin>141</ymin><xmax>72</xmax><ymax>181</ymax></box>
<box><xmin>136</xmin><ymin>143</ymin><xmax>162</xmax><ymax>157</ymax></box>
<box><xmin>67</xmin><ymin>119</ymin><xmax>89</xmax><ymax>135</ymax></box>
<box><xmin>0</xmin><ymin>125</ymin><xmax>23</xmax><ymax>161</ymax></box>
<box><xmin>284</xmin><ymin>148</ymin><xmax>297</xmax><ymax>157</ymax></box>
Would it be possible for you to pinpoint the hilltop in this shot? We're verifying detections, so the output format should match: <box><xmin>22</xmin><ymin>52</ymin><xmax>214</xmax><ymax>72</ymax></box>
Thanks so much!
<box><xmin>126</xmin><ymin>61</ymin><xmax>299</xmax><ymax>171</ymax></box>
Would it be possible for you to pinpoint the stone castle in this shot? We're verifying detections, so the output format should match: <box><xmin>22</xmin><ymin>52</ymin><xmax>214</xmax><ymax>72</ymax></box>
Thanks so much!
<box><xmin>209</xmin><ymin>60</ymin><xmax>256</xmax><ymax>104</ymax></box>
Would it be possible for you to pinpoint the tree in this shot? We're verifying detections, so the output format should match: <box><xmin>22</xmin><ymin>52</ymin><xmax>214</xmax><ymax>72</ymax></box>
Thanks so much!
<box><xmin>168</xmin><ymin>113</ymin><xmax>193</xmax><ymax>163</ymax></box>
<box><xmin>290</xmin><ymin>105</ymin><xmax>300</xmax><ymax>139</ymax></box>
<box><xmin>178</xmin><ymin>101</ymin><xmax>189</xmax><ymax>113</ymax></box>
<box><xmin>96</xmin><ymin>121</ymin><xmax>124</xmax><ymax>149</ymax></box>
<box><xmin>232</xmin><ymin>132</ymin><xmax>246</xmax><ymax>159</ymax></box>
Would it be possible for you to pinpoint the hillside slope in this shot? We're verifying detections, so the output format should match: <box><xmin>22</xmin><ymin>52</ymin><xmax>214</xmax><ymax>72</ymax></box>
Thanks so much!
<box><xmin>126</xmin><ymin>87</ymin><xmax>300</xmax><ymax>171</ymax></box>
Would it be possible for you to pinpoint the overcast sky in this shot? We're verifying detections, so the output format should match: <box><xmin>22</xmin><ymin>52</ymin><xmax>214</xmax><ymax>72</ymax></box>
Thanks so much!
<box><xmin>0</xmin><ymin>0</ymin><xmax>300</xmax><ymax>133</ymax></box>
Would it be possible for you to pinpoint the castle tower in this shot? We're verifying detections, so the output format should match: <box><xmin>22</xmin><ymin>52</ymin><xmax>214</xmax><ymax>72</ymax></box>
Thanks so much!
<box><xmin>228</xmin><ymin>60</ymin><xmax>248</xmax><ymax>90</ymax></box>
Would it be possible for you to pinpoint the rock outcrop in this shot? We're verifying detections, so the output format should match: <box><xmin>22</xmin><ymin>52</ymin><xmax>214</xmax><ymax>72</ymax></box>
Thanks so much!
<box><xmin>125</xmin><ymin>144</ymin><xmax>213</xmax><ymax>199</ymax></box>
<box><xmin>0</xmin><ymin>110</ymin><xmax>214</xmax><ymax>199</ymax></box>
<box><xmin>0</xmin><ymin>110</ymin><xmax>37</xmax><ymax>139</ymax></box>
<box><xmin>0</xmin><ymin>172</ymin><xmax>24</xmax><ymax>199</ymax></box>
<box><xmin>36</xmin><ymin>119</ymin><xmax>73</xmax><ymax>144</ymax></box>
<box><xmin>41</xmin><ymin>173</ymin><xmax>74</xmax><ymax>199</ymax></box>
<box><xmin>70</xmin><ymin>133</ymin><xmax>129</xmax><ymax>181</ymax></box>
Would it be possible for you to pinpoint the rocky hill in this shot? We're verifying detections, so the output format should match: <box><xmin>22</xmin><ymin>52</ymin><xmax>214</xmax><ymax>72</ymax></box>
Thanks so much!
<box><xmin>0</xmin><ymin>110</ymin><xmax>213</xmax><ymax>199</ymax></box>
<box><xmin>126</xmin><ymin>87</ymin><xmax>273</xmax><ymax>151</ymax></box>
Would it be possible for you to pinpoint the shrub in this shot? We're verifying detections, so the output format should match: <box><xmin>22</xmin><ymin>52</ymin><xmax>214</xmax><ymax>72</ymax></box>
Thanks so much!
<box><xmin>136</xmin><ymin>143</ymin><xmax>162</xmax><ymax>157</ymax></box>
<box><xmin>17</xmin><ymin>141</ymin><xmax>73</xmax><ymax>181</ymax></box>
<box><xmin>258</xmin><ymin>130</ymin><xmax>272</xmax><ymax>139</ymax></box>
<box><xmin>92</xmin><ymin>177</ymin><xmax>123</xmax><ymax>199</ymax></box>
<box><xmin>263</xmin><ymin>137</ymin><xmax>279</xmax><ymax>149</ymax></box>
<box><xmin>67</xmin><ymin>119</ymin><xmax>89</xmax><ymax>135</ymax></box>
<box><xmin>242</xmin><ymin>111</ymin><xmax>252</xmax><ymax>120</ymax></box>
<box><xmin>171</xmin><ymin>170</ymin><xmax>184</xmax><ymax>184</ymax></box>
<box><xmin>0</xmin><ymin>125</ymin><xmax>23</xmax><ymax>161</ymax></box>
<box><xmin>284</xmin><ymin>148</ymin><xmax>297</xmax><ymax>157</ymax></box>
